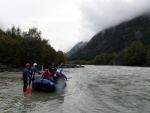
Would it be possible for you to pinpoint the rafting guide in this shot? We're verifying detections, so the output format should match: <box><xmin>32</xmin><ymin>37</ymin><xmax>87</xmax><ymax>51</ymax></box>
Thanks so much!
<box><xmin>22</xmin><ymin>63</ymin><xmax>32</xmax><ymax>93</ymax></box>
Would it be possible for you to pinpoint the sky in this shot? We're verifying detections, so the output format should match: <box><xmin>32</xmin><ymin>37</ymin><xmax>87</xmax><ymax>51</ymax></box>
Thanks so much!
<box><xmin>0</xmin><ymin>0</ymin><xmax>150</xmax><ymax>53</ymax></box>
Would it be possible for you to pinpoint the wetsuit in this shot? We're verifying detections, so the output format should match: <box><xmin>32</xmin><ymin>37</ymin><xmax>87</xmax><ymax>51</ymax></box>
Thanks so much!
<box><xmin>22</xmin><ymin>68</ymin><xmax>32</xmax><ymax>92</ymax></box>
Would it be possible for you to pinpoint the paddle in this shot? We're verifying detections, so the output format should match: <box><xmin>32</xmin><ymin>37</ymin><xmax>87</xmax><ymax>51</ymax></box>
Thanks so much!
<box><xmin>57</xmin><ymin>63</ymin><xmax>63</xmax><ymax>69</ymax></box>
<box><xmin>25</xmin><ymin>77</ymin><xmax>32</xmax><ymax>94</ymax></box>
<box><xmin>25</xmin><ymin>86</ymin><xmax>31</xmax><ymax>94</ymax></box>
<box><xmin>67</xmin><ymin>77</ymin><xmax>72</xmax><ymax>80</ymax></box>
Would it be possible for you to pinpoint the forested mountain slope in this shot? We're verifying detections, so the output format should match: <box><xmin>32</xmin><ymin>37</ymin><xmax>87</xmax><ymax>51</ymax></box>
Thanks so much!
<box><xmin>70</xmin><ymin>13</ymin><xmax>150</xmax><ymax>60</ymax></box>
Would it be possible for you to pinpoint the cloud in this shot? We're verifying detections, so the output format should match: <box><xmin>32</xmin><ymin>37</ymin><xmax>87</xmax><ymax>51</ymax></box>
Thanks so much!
<box><xmin>78</xmin><ymin>0</ymin><xmax>150</xmax><ymax>35</ymax></box>
<box><xmin>0</xmin><ymin>0</ymin><xmax>150</xmax><ymax>52</ymax></box>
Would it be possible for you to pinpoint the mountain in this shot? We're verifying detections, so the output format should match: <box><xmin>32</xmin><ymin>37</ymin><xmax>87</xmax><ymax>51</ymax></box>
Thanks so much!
<box><xmin>65</xmin><ymin>41</ymin><xmax>88</xmax><ymax>57</ymax></box>
<box><xmin>69</xmin><ymin>13</ymin><xmax>150</xmax><ymax>60</ymax></box>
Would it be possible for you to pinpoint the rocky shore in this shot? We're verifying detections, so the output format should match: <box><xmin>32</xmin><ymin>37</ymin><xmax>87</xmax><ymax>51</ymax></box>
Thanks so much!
<box><xmin>0</xmin><ymin>64</ymin><xmax>84</xmax><ymax>72</ymax></box>
<box><xmin>59</xmin><ymin>64</ymin><xmax>84</xmax><ymax>68</ymax></box>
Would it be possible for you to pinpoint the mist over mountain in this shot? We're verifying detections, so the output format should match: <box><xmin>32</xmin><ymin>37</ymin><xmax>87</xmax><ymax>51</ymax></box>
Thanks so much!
<box><xmin>69</xmin><ymin>13</ymin><xmax>150</xmax><ymax>60</ymax></box>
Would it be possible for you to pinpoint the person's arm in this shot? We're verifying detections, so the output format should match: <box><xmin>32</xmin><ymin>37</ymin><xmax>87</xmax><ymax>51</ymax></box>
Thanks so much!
<box><xmin>41</xmin><ymin>72</ymin><xmax>45</xmax><ymax>78</ymax></box>
<box><xmin>49</xmin><ymin>73</ymin><xmax>54</xmax><ymax>81</ymax></box>
<box><xmin>62</xmin><ymin>73</ymin><xmax>67</xmax><ymax>80</ymax></box>
<box><xmin>34</xmin><ymin>68</ymin><xmax>42</xmax><ymax>74</ymax></box>
<box><xmin>41</xmin><ymin>74</ymin><xmax>43</xmax><ymax>78</ymax></box>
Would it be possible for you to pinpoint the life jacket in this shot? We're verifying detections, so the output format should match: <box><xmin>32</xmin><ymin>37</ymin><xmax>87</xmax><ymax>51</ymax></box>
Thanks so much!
<box><xmin>30</xmin><ymin>67</ymin><xmax>35</xmax><ymax>76</ymax></box>
<box><xmin>22</xmin><ymin>68</ymin><xmax>28</xmax><ymax>77</ymax></box>
<box><xmin>43</xmin><ymin>72</ymin><xmax>52</xmax><ymax>79</ymax></box>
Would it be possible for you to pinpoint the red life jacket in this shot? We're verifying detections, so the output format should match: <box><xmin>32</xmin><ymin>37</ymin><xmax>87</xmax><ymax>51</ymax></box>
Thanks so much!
<box><xmin>43</xmin><ymin>72</ymin><xmax>52</xmax><ymax>79</ymax></box>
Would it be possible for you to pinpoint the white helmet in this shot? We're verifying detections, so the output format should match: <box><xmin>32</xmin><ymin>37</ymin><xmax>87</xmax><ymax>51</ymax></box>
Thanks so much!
<box><xmin>56</xmin><ymin>70</ymin><xmax>60</xmax><ymax>73</ymax></box>
<box><xmin>33</xmin><ymin>63</ymin><xmax>37</xmax><ymax>66</ymax></box>
<box><xmin>56</xmin><ymin>69</ymin><xmax>63</xmax><ymax>73</ymax></box>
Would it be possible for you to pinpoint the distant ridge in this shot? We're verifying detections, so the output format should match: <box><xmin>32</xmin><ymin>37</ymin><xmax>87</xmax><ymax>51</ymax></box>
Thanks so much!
<box><xmin>65</xmin><ymin>41</ymin><xmax>87</xmax><ymax>57</ymax></box>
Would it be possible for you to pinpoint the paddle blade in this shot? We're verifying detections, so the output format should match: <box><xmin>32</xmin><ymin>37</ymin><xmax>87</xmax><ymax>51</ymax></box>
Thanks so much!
<box><xmin>25</xmin><ymin>87</ymin><xmax>31</xmax><ymax>94</ymax></box>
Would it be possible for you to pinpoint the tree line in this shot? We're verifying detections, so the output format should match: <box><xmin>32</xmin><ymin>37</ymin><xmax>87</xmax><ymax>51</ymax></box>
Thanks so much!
<box><xmin>0</xmin><ymin>26</ymin><xmax>66</xmax><ymax>68</ymax></box>
<box><xmin>1</xmin><ymin>26</ymin><xmax>150</xmax><ymax>68</ymax></box>
<box><xmin>67</xmin><ymin>40</ymin><xmax>150</xmax><ymax>67</ymax></box>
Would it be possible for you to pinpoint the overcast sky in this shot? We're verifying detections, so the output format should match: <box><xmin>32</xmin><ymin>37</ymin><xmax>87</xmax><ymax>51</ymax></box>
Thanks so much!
<box><xmin>0</xmin><ymin>0</ymin><xmax>150</xmax><ymax>52</ymax></box>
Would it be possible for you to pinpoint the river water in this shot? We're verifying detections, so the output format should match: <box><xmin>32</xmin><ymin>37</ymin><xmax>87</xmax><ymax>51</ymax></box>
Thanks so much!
<box><xmin>1</xmin><ymin>65</ymin><xmax>150</xmax><ymax>113</ymax></box>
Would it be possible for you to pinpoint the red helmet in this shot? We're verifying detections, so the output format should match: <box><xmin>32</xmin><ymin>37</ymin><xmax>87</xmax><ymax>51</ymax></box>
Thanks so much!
<box><xmin>26</xmin><ymin>63</ymin><xmax>30</xmax><ymax>67</ymax></box>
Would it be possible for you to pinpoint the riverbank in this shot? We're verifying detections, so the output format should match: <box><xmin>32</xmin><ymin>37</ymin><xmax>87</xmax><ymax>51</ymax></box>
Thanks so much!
<box><xmin>0</xmin><ymin>64</ymin><xmax>21</xmax><ymax>72</ymax></box>
<box><xmin>59</xmin><ymin>64</ymin><xmax>84</xmax><ymax>68</ymax></box>
<box><xmin>0</xmin><ymin>63</ymin><xmax>84</xmax><ymax>72</ymax></box>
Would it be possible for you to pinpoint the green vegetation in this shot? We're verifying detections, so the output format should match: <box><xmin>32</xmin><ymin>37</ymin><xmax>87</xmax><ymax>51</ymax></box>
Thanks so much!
<box><xmin>66</xmin><ymin>14</ymin><xmax>150</xmax><ymax>67</ymax></box>
<box><xmin>66</xmin><ymin>40</ymin><xmax>150</xmax><ymax>67</ymax></box>
<box><xmin>0</xmin><ymin>26</ymin><xmax>66</xmax><ymax>68</ymax></box>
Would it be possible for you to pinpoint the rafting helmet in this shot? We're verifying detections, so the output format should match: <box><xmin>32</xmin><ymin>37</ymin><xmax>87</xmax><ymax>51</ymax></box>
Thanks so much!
<box><xmin>33</xmin><ymin>63</ymin><xmax>37</xmax><ymax>66</ymax></box>
<box><xmin>26</xmin><ymin>63</ymin><xmax>30</xmax><ymax>67</ymax></box>
<box><xmin>56</xmin><ymin>70</ymin><xmax>60</xmax><ymax>73</ymax></box>
<box><xmin>56</xmin><ymin>69</ymin><xmax>63</xmax><ymax>73</ymax></box>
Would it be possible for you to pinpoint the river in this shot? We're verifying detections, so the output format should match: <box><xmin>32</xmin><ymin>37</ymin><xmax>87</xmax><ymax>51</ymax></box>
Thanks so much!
<box><xmin>0</xmin><ymin>65</ymin><xmax>150</xmax><ymax>113</ymax></box>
